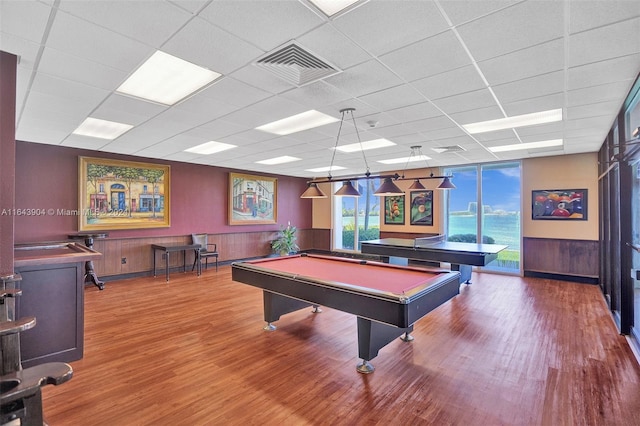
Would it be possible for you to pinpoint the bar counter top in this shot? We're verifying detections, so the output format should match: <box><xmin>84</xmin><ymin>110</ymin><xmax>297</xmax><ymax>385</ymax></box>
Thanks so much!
<box><xmin>14</xmin><ymin>241</ymin><xmax>101</xmax><ymax>267</ymax></box>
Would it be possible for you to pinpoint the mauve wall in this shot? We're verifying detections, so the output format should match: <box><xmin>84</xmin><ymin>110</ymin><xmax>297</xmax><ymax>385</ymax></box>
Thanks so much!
<box><xmin>14</xmin><ymin>141</ymin><xmax>312</xmax><ymax>243</ymax></box>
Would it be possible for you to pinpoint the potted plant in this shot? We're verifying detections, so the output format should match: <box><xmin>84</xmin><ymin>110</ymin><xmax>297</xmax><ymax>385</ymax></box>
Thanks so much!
<box><xmin>271</xmin><ymin>222</ymin><xmax>300</xmax><ymax>255</ymax></box>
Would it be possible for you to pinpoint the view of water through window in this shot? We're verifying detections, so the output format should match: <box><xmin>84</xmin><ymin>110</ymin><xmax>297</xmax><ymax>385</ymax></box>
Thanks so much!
<box><xmin>446</xmin><ymin>163</ymin><xmax>521</xmax><ymax>273</ymax></box>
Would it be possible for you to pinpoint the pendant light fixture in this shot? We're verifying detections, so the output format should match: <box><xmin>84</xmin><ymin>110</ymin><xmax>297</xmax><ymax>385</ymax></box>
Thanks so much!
<box><xmin>300</xmin><ymin>114</ymin><xmax>455</xmax><ymax>199</ymax></box>
<box><xmin>399</xmin><ymin>145</ymin><xmax>456</xmax><ymax>190</ymax></box>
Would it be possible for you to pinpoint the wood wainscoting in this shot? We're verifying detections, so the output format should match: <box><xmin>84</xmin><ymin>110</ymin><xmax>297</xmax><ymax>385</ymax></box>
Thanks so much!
<box><xmin>90</xmin><ymin>229</ymin><xmax>326</xmax><ymax>279</ymax></box>
<box><xmin>523</xmin><ymin>237</ymin><xmax>599</xmax><ymax>284</ymax></box>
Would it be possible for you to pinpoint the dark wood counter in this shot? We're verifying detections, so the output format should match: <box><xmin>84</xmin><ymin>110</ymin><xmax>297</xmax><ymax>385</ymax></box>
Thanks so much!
<box><xmin>14</xmin><ymin>241</ymin><xmax>101</xmax><ymax>267</ymax></box>
<box><xmin>13</xmin><ymin>241</ymin><xmax>101</xmax><ymax>367</ymax></box>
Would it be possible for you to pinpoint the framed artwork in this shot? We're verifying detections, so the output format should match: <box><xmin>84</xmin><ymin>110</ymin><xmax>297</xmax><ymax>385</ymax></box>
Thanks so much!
<box><xmin>384</xmin><ymin>195</ymin><xmax>405</xmax><ymax>225</ymax></box>
<box><xmin>229</xmin><ymin>173</ymin><xmax>277</xmax><ymax>225</ymax></box>
<box><xmin>410</xmin><ymin>190</ymin><xmax>433</xmax><ymax>226</ymax></box>
<box><xmin>78</xmin><ymin>156</ymin><xmax>170</xmax><ymax>231</ymax></box>
<box><xmin>532</xmin><ymin>189</ymin><xmax>587</xmax><ymax>220</ymax></box>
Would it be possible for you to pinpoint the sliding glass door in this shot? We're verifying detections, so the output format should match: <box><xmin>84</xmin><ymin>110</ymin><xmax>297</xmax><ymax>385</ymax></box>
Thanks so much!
<box><xmin>446</xmin><ymin>162</ymin><xmax>521</xmax><ymax>273</ymax></box>
<box><xmin>332</xmin><ymin>179</ymin><xmax>380</xmax><ymax>252</ymax></box>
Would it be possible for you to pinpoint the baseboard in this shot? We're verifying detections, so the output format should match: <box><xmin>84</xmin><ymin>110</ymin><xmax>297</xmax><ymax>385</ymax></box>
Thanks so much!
<box><xmin>523</xmin><ymin>270</ymin><xmax>599</xmax><ymax>285</ymax></box>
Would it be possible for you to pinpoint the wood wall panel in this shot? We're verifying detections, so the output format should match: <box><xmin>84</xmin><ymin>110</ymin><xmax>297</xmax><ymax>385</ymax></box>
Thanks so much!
<box><xmin>311</xmin><ymin>228</ymin><xmax>331</xmax><ymax>251</ymax></box>
<box><xmin>91</xmin><ymin>229</ymin><xmax>316</xmax><ymax>278</ymax></box>
<box><xmin>523</xmin><ymin>237</ymin><xmax>599</xmax><ymax>279</ymax></box>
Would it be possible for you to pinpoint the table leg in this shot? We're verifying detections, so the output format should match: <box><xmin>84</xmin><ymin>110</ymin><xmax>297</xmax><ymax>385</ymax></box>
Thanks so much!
<box><xmin>356</xmin><ymin>317</ymin><xmax>413</xmax><ymax>374</ymax></box>
<box><xmin>165</xmin><ymin>252</ymin><xmax>170</xmax><ymax>282</ymax></box>
<box><xmin>183</xmin><ymin>250</ymin><xmax>186</xmax><ymax>273</ymax></box>
<box><xmin>82</xmin><ymin>237</ymin><xmax>105</xmax><ymax>290</ymax></box>
<box><xmin>451</xmin><ymin>264</ymin><xmax>472</xmax><ymax>284</ymax></box>
<box><xmin>153</xmin><ymin>249</ymin><xmax>157</xmax><ymax>277</ymax></box>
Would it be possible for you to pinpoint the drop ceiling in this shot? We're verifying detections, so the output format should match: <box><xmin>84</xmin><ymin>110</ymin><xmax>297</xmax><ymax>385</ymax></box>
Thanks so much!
<box><xmin>2</xmin><ymin>0</ymin><xmax>640</xmax><ymax>178</ymax></box>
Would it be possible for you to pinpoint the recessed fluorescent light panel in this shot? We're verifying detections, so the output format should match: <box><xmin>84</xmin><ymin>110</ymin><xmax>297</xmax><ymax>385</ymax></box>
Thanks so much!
<box><xmin>184</xmin><ymin>141</ymin><xmax>237</xmax><ymax>155</ymax></box>
<box><xmin>489</xmin><ymin>139</ymin><xmax>563</xmax><ymax>152</ymax></box>
<box><xmin>378</xmin><ymin>154</ymin><xmax>431</xmax><ymax>165</ymax></box>
<box><xmin>72</xmin><ymin>117</ymin><xmax>133</xmax><ymax>140</ymax></box>
<box><xmin>306</xmin><ymin>165</ymin><xmax>346</xmax><ymax>173</ymax></box>
<box><xmin>335</xmin><ymin>138</ymin><xmax>396</xmax><ymax>153</ymax></box>
<box><xmin>256</xmin><ymin>110</ymin><xmax>339</xmax><ymax>135</ymax></box>
<box><xmin>308</xmin><ymin>0</ymin><xmax>365</xmax><ymax>16</ymax></box>
<box><xmin>463</xmin><ymin>109</ymin><xmax>563</xmax><ymax>134</ymax></box>
<box><xmin>256</xmin><ymin>156</ymin><xmax>301</xmax><ymax>165</ymax></box>
<box><xmin>116</xmin><ymin>51</ymin><xmax>221</xmax><ymax>106</ymax></box>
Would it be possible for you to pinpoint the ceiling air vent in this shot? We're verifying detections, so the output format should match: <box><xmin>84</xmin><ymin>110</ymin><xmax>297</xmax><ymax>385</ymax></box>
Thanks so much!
<box><xmin>431</xmin><ymin>145</ymin><xmax>466</xmax><ymax>154</ymax></box>
<box><xmin>255</xmin><ymin>42</ymin><xmax>341</xmax><ymax>86</ymax></box>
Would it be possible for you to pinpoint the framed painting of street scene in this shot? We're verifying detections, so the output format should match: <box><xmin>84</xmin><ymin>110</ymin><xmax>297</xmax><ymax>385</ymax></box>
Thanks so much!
<box><xmin>229</xmin><ymin>172</ymin><xmax>277</xmax><ymax>225</ymax></box>
<box><xmin>78</xmin><ymin>156</ymin><xmax>170</xmax><ymax>231</ymax></box>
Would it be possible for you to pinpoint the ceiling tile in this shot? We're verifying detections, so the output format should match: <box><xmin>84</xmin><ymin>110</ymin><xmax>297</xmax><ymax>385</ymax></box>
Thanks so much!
<box><xmin>92</xmin><ymin>94</ymin><xmax>167</xmax><ymax>127</ymax></box>
<box><xmin>380</xmin><ymin>30</ymin><xmax>471</xmax><ymax>82</ymax></box>
<box><xmin>332</xmin><ymin>0</ymin><xmax>449</xmax><ymax>56</ymax></box>
<box><xmin>323</xmin><ymin>60</ymin><xmax>404</xmax><ymax>98</ymax></box>
<box><xmin>492</xmin><ymin>71</ymin><xmax>564</xmax><ymax>104</ymax></box>
<box><xmin>431</xmin><ymin>88</ymin><xmax>497</xmax><ymax>115</ymax></box>
<box><xmin>279</xmin><ymin>81</ymin><xmax>353</xmax><ymax>108</ymax></box>
<box><xmin>38</xmin><ymin>47</ymin><xmax>128</xmax><ymax>91</ymax></box>
<box><xmin>297</xmin><ymin>23</ymin><xmax>370</xmax><ymax>70</ymax></box>
<box><xmin>0</xmin><ymin>0</ymin><xmax>51</xmax><ymax>44</ymax></box>
<box><xmin>412</xmin><ymin>65</ymin><xmax>486</xmax><ymax>101</ymax></box>
<box><xmin>438</xmin><ymin>0</ymin><xmax>521</xmax><ymax>26</ymax></box>
<box><xmin>568</xmin><ymin>54</ymin><xmax>640</xmax><ymax>90</ymax></box>
<box><xmin>358</xmin><ymin>84</ymin><xmax>425</xmax><ymax>111</ymax></box>
<box><xmin>567</xmin><ymin>80</ymin><xmax>636</xmax><ymax>108</ymax></box>
<box><xmin>569</xmin><ymin>18</ymin><xmax>640</xmax><ymax>68</ymax></box>
<box><xmin>457</xmin><ymin>0</ymin><xmax>564</xmax><ymax>61</ymax></box>
<box><xmin>162</xmin><ymin>17</ymin><xmax>264</xmax><ymax>75</ymax></box>
<box><xmin>569</xmin><ymin>1</ymin><xmax>640</xmax><ymax>34</ymax></box>
<box><xmin>199</xmin><ymin>1</ymin><xmax>324</xmax><ymax>51</ymax></box>
<box><xmin>57</xmin><ymin>0</ymin><xmax>193</xmax><ymax>47</ymax></box>
<box><xmin>199</xmin><ymin>77</ymin><xmax>272</xmax><ymax>107</ymax></box>
<box><xmin>479</xmin><ymin>39</ymin><xmax>564</xmax><ymax>86</ymax></box>
<box><xmin>45</xmin><ymin>10</ymin><xmax>152</xmax><ymax>72</ymax></box>
<box><xmin>385</xmin><ymin>102</ymin><xmax>443</xmax><ymax>124</ymax></box>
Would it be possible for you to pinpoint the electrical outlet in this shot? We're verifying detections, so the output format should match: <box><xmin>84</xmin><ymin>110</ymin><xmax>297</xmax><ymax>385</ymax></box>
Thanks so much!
<box><xmin>121</xmin><ymin>257</ymin><xmax>127</xmax><ymax>265</ymax></box>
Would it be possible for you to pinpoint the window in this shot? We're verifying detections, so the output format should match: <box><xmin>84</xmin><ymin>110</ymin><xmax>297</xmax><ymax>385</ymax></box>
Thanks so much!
<box><xmin>332</xmin><ymin>179</ymin><xmax>380</xmax><ymax>251</ymax></box>
<box><xmin>445</xmin><ymin>162</ymin><xmax>521</xmax><ymax>273</ymax></box>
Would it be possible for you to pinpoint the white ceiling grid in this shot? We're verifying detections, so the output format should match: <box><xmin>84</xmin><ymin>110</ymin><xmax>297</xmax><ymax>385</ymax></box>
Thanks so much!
<box><xmin>0</xmin><ymin>0</ymin><xmax>639</xmax><ymax>178</ymax></box>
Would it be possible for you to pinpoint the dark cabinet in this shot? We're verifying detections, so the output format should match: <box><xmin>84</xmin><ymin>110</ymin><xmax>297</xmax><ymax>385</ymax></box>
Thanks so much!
<box><xmin>13</xmin><ymin>242</ymin><xmax>100</xmax><ymax>368</ymax></box>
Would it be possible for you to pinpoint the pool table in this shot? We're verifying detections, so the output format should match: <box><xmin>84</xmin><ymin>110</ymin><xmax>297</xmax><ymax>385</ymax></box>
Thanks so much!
<box><xmin>232</xmin><ymin>254</ymin><xmax>460</xmax><ymax>373</ymax></box>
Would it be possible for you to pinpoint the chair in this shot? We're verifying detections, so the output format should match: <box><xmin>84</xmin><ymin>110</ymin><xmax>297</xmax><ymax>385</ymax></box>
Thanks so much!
<box><xmin>191</xmin><ymin>233</ymin><xmax>218</xmax><ymax>273</ymax></box>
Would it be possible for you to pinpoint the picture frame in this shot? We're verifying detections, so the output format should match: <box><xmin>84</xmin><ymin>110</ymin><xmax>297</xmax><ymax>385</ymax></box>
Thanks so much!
<box><xmin>78</xmin><ymin>156</ymin><xmax>170</xmax><ymax>231</ymax></box>
<box><xmin>410</xmin><ymin>190</ymin><xmax>433</xmax><ymax>226</ymax></box>
<box><xmin>384</xmin><ymin>195</ymin><xmax>405</xmax><ymax>225</ymax></box>
<box><xmin>229</xmin><ymin>172</ymin><xmax>277</xmax><ymax>225</ymax></box>
<box><xmin>532</xmin><ymin>189</ymin><xmax>587</xmax><ymax>220</ymax></box>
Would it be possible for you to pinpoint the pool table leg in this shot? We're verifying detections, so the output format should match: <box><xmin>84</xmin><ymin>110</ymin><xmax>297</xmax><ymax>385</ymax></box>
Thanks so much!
<box><xmin>356</xmin><ymin>317</ymin><xmax>414</xmax><ymax>374</ymax></box>
<box><xmin>262</xmin><ymin>291</ymin><xmax>315</xmax><ymax>331</ymax></box>
<box><xmin>400</xmin><ymin>332</ymin><xmax>414</xmax><ymax>342</ymax></box>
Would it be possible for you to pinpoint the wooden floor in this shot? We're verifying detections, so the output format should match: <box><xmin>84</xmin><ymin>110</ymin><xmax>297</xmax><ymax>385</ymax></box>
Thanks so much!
<box><xmin>41</xmin><ymin>266</ymin><xmax>640</xmax><ymax>425</ymax></box>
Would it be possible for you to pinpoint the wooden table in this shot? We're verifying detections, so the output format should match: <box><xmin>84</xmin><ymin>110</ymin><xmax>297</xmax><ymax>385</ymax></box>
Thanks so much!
<box><xmin>151</xmin><ymin>243</ymin><xmax>201</xmax><ymax>282</ymax></box>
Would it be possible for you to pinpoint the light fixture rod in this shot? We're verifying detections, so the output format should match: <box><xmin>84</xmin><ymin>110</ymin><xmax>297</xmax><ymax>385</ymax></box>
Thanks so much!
<box><xmin>306</xmin><ymin>173</ymin><xmax>452</xmax><ymax>185</ymax></box>
<box><xmin>344</xmin><ymin>108</ymin><xmax>370</xmax><ymax>177</ymax></box>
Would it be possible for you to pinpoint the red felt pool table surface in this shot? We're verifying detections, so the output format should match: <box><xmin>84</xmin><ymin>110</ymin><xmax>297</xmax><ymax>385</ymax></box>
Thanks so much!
<box><xmin>245</xmin><ymin>254</ymin><xmax>443</xmax><ymax>295</ymax></box>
